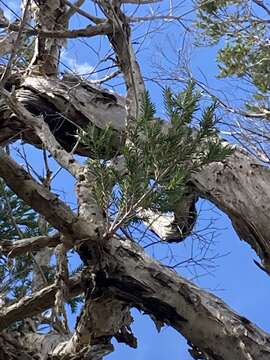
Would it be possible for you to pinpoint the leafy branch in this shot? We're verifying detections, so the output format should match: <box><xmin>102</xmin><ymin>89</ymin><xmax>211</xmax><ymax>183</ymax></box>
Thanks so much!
<box><xmin>80</xmin><ymin>82</ymin><xmax>233</xmax><ymax>236</ymax></box>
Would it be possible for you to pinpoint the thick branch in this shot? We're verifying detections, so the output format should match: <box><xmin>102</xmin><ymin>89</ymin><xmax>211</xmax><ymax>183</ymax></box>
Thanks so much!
<box><xmin>1</xmin><ymin>76</ymin><xmax>270</xmax><ymax>269</ymax></box>
<box><xmin>0</xmin><ymin>148</ymin><xmax>99</xmax><ymax>242</ymax></box>
<box><xmin>105</xmin><ymin>237</ymin><xmax>270</xmax><ymax>360</ymax></box>
<box><xmin>2</xmin><ymin>236</ymin><xmax>270</xmax><ymax>359</ymax></box>
<box><xmin>192</xmin><ymin>148</ymin><xmax>270</xmax><ymax>274</ymax></box>
<box><xmin>0</xmin><ymin>233</ymin><xmax>60</xmax><ymax>257</ymax></box>
<box><xmin>36</xmin><ymin>22</ymin><xmax>112</xmax><ymax>39</ymax></box>
<box><xmin>0</xmin><ymin>21</ymin><xmax>112</xmax><ymax>39</ymax></box>
<box><xmin>0</xmin><ymin>274</ymin><xmax>81</xmax><ymax>331</ymax></box>
<box><xmin>100</xmin><ymin>1</ymin><xmax>145</xmax><ymax>118</ymax></box>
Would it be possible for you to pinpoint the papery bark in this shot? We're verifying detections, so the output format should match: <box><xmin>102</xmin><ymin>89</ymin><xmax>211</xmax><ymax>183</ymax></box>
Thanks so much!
<box><xmin>1</xmin><ymin>76</ymin><xmax>270</xmax><ymax>271</ymax></box>
<box><xmin>1</xmin><ymin>237</ymin><xmax>270</xmax><ymax>360</ymax></box>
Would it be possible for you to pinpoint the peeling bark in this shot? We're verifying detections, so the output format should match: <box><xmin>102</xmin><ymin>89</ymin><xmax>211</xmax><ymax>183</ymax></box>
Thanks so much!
<box><xmin>52</xmin><ymin>289</ymin><xmax>134</xmax><ymax>359</ymax></box>
<box><xmin>105</xmin><ymin>237</ymin><xmax>270</xmax><ymax>360</ymax></box>
<box><xmin>192</xmin><ymin>149</ymin><xmax>270</xmax><ymax>274</ymax></box>
<box><xmin>1</xmin><ymin>74</ymin><xmax>270</xmax><ymax>269</ymax></box>
<box><xmin>0</xmin><ymin>330</ymin><xmax>69</xmax><ymax>360</ymax></box>
<box><xmin>1</xmin><ymin>237</ymin><xmax>270</xmax><ymax>359</ymax></box>
<box><xmin>0</xmin><ymin>75</ymin><xmax>125</xmax><ymax>156</ymax></box>
<box><xmin>0</xmin><ymin>0</ymin><xmax>268</xmax><ymax>358</ymax></box>
<box><xmin>139</xmin><ymin>192</ymin><xmax>197</xmax><ymax>242</ymax></box>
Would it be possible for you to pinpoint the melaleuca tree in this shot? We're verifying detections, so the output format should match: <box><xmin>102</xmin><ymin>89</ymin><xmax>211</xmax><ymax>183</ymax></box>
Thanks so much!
<box><xmin>1</xmin><ymin>1</ymin><xmax>270</xmax><ymax>360</ymax></box>
<box><xmin>0</xmin><ymin>83</ymin><xmax>231</xmax><ymax>333</ymax></box>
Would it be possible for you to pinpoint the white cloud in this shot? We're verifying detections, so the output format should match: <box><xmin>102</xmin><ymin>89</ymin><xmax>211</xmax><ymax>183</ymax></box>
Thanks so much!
<box><xmin>61</xmin><ymin>51</ymin><xmax>95</xmax><ymax>76</ymax></box>
<box><xmin>67</xmin><ymin>58</ymin><xmax>95</xmax><ymax>75</ymax></box>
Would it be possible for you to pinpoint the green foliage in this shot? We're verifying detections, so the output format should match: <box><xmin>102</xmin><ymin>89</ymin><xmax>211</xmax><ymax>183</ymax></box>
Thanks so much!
<box><xmin>0</xmin><ymin>180</ymin><xmax>54</xmax><ymax>306</ymax></box>
<box><xmin>67</xmin><ymin>295</ymin><xmax>84</xmax><ymax>314</ymax></box>
<box><xmin>0</xmin><ymin>180</ymin><xmax>40</xmax><ymax>239</ymax></box>
<box><xmin>81</xmin><ymin>83</ymin><xmax>232</xmax><ymax>231</ymax></box>
<box><xmin>195</xmin><ymin>0</ymin><xmax>270</xmax><ymax>103</ymax></box>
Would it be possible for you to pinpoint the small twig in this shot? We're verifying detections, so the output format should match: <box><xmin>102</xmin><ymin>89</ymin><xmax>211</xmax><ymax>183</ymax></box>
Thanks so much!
<box><xmin>63</xmin><ymin>0</ymin><xmax>104</xmax><ymax>24</ymax></box>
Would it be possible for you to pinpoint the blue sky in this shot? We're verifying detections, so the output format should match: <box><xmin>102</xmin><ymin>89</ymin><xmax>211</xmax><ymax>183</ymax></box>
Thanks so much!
<box><xmin>2</xmin><ymin>1</ymin><xmax>270</xmax><ymax>359</ymax></box>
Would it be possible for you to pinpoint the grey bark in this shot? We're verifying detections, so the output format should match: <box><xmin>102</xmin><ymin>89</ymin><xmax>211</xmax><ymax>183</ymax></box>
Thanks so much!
<box><xmin>1</xmin><ymin>235</ymin><xmax>270</xmax><ymax>359</ymax></box>
<box><xmin>0</xmin><ymin>141</ymin><xmax>270</xmax><ymax>358</ymax></box>
<box><xmin>192</xmin><ymin>149</ymin><xmax>270</xmax><ymax>274</ymax></box>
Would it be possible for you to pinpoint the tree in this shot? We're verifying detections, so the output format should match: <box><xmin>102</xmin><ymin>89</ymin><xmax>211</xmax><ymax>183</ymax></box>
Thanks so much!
<box><xmin>0</xmin><ymin>1</ymin><xmax>270</xmax><ymax>359</ymax></box>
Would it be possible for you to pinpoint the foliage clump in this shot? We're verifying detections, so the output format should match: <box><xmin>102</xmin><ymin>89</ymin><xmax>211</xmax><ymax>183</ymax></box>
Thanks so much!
<box><xmin>81</xmin><ymin>82</ymin><xmax>232</xmax><ymax>233</ymax></box>
<box><xmin>0</xmin><ymin>178</ymin><xmax>83</xmax><ymax>318</ymax></box>
<box><xmin>0</xmin><ymin>180</ymin><xmax>40</xmax><ymax>303</ymax></box>
<box><xmin>196</xmin><ymin>0</ymin><xmax>270</xmax><ymax>108</ymax></box>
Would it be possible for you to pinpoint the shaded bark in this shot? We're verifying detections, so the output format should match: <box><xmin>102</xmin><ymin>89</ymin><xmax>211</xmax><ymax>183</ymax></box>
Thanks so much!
<box><xmin>0</xmin><ymin>75</ymin><xmax>125</xmax><ymax>156</ymax></box>
<box><xmin>0</xmin><ymin>330</ymin><xmax>69</xmax><ymax>360</ymax></box>
<box><xmin>0</xmin><ymin>233</ymin><xmax>60</xmax><ymax>257</ymax></box>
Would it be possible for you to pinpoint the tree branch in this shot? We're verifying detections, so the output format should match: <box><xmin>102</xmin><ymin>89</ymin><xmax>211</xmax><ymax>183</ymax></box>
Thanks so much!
<box><xmin>27</xmin><ymin>0</ymin><xmax>67</xmax><ymax>76</ymax></box>
<box><xmin>0</xmin><ymin>148</ymin><xmax>99</xmax><ymax>243</ymax></box>
<box><xmin>35</xmin><ymin>22</ymin><xmax>113</xmax><ymax>39</ymax></box>
<box><xmin>53</xmin><ymin>288</ymin><xmax>134</xmax><ymax>359</ymax></box>
<box><xmin>62</xmin><ymin>0</ymin><xmax>104</xmax><ymax>24</ymax></box>
<box><xmin>0</xmin><ymin>233</ymin><xmax>60</xmax><ymax>257</ymax></box>
<box><xmin>61</xmin><ymin>0</ymin><xmax>85</xmax><ymax>21</ymax></box>
<box><xmin>1</xmin><ymin>76</ymin><xmax>270</xmax><ymax>273</ymax></box>
<box><xmin>2</xmin><ymin>236</ymin><xmax>270</xmax><ymax>359</ymax></box>
<box><xmin>104</xmin><ymin>237</ymin><xmax>270</xmax><ymax>360</ymax></box>
<box><xmin>0</xmin><ymin>274</ymin><xmax>82</xmax><ymax>331</ymax></box>
<box><xmin>192</xmin><ymin>148</ymin><xmax>270</xmax><ymax>275</ymax></box>
<box><xmin>1</xmin><ymin>88</ymin><xmax>82</xmax><ymax>177</ymax></box>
